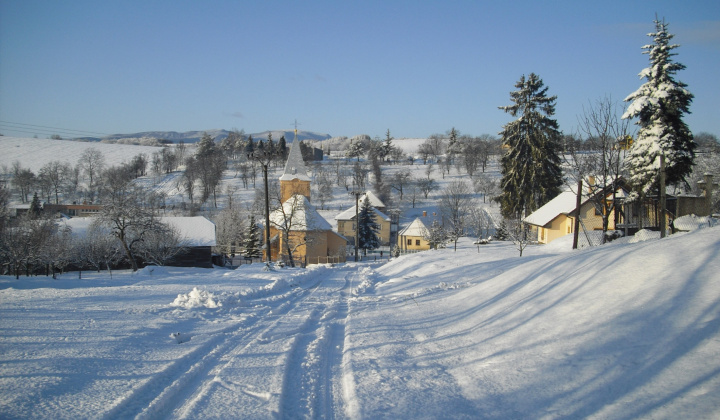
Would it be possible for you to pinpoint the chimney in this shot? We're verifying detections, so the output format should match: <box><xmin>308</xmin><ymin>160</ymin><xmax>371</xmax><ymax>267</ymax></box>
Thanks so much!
<box><xmin>587</xmin><ymin>176</ymin><xmax>596</xmax><ymax>194</ymax></box>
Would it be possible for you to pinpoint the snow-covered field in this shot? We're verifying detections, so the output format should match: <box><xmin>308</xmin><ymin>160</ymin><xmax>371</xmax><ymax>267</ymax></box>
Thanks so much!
<box><xmin>0</xmin><ymin>137</ymin><xmax>162</xmax><ymax>173</ymax></box>
<box><xmin>2</xmin><ymin>226</ymin><xmax>719</xmax><ymax>419</ymax></box>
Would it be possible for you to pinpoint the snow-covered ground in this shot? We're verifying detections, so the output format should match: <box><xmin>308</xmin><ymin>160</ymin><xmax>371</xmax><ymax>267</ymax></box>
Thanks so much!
<box><xmin>2</xmin><ymin>226</ymin><xmax>719</xmax><ymax>419</ymax></box>
<box><xmin>0</xmin><ymin>137</ymin><xmax>162</xmax><ymax>173</ymax></box>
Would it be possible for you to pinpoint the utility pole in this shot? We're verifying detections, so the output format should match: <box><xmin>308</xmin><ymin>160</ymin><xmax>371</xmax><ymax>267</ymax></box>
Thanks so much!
<box><xmin>659</xmin><ymin>154</ymin><xmax>666</xmax><ymax>238</ymax></box>
<box><xmin>572</xmin><ymin>179</ymin><xmax>583</xmax><ymax>249</ymax></box>
<box><xmin>247</xmin><ymin>134</ymin><xmax>279</xmax><ymax>264</ymax></box>
<box><xmin>350</xmin><ymin>189</ymin><xmax>363</xmax><ymax>262</ymax></box>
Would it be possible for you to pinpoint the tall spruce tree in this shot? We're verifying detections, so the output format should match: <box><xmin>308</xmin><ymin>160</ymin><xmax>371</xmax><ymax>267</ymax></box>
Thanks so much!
<box><xmin>497</xmin><ymin>73</ymin><xmax>563</xmax><ymax>218</ymax></box>
<box><xmin>623</xmin><ymin>17</ymin><xmax>695</xmax><ymax>195</ymax></box>
<box><xmin>244</xmin><ymin>214</ymin><xmax>261</xmax><ymax>259</ymax></box>
<box><xmin>357</xmin><ymin>197</ymin><xmax>380</xmax><ymax>254</ymax></box>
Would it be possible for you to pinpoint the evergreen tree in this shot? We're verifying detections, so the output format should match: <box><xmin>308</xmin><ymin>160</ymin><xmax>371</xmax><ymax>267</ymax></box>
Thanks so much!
<box><xmin>244</xmin><ymin>214</ymin><xmax>261</xmax><ymax>259</ymax></box>
<box><xmin>494</xmin><ymin>220</ymin><xmax>509</xmax><ymax>241</ymax></box>
<box><xmin>357</xmin><ymin>197</ymin><xmax>380</xmax><ymax>254</ymax></box>
<box><xmin>497</xmin><ymin>73</ymin><xmax>563</xmax><ymax>218</ymax></box>
<box><xmin>381</xmin><ymin>129</ymin><xmax>394</xmax><ymax>161</ymax></box>
<box><xmin>196</xmin><ymin>132</ymin><xmax>216</xmax><ymax>157</ymax></box>
<box><xmin>446</xmin><ymin>127</ymin><xmax>460</xmax><ymax>169</ymax></box>
<box><xmin>244</xmin><ymin>135</ymin><xmax>255</xmax><ymax>157</ymax></box>
<box><xmin>278</xmin><ymin>136</ymin><xmax>288</xmax><ymax>162</ymax></box>
<box><xmin>423</xmin><ymin>219</ymin><xmax>447</xmax><ymax>250</ymax></box>
<box><xmin>346</xmin><ymin>140</ymin><xmax>365</xmax><ymax>162</ymax></box>
<box><xmin>623</xmin><ymin>17</ymin><xmax>695</xmax><ymax>195</ymax></box>
<box><xmin>29</xmin><ymin>192</ymin><xmax>42</xmax><ymax>218</ymax></box>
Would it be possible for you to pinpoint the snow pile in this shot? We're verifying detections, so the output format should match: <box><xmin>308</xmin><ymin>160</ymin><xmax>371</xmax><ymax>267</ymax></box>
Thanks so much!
<box><xmin>673</xmin><ymin>214</ymin><xmax>715</xmax><ymax>232</ymax></box>
<box><xmin>136</xmin><ymin>265</ymin><xmax>170</xmax><ymax>276</ymax></box>
<box><xmin>628</xmin><ymin>228</ymin><xmax>661</xmax><ymax>243</ymax></box>
<box><xmin>352</xmin><ymin>266</ymin><xmax>378</xmax><ymax>295</ymax></box>
<box><xmin>170</xmin><ymin>287</ymin><xmax>222</xmax><ymax>309</ymax></box>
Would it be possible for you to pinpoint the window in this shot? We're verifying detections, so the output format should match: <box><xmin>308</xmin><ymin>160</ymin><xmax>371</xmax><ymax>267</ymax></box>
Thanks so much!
<box><xmin>415</xmin><ymin>240</ymin><xmax>420</xmax><ymax>246</ymax></box>
<box><xmin>407</xmin><ymin>239</ymin><xmax>412</xmax><ymax>246</ymax></box>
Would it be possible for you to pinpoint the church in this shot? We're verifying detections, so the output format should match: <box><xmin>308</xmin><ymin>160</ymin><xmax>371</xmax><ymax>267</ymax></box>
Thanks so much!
<box><xmin>267</xmin><ymin>137</ymin><xmax>347</xmax><ymax>266</ymax></box>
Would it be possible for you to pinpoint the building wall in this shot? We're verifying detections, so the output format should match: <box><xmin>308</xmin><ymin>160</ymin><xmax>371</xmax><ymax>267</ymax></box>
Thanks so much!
<box><xmin>398</xmin><ymin>234</ymin><xmax>430</xmax><ymax>250</ymax></box>
<box><xmin>280</xmin><ymin>179</ymin><xmax>311</xmax><ymax>203</ymax></box>
<box><xmin>269</xmin><ymin>227</ymin><xmax>346</xmax><ymax>266</ymax></box>
<box><xmin>337</xmin><ymin>216</ymin><xmax>391</xmax><ymax>246</ymax></box>
<box><xmin>166</xmin><ymin>247</ymin><xmax>213</xmax><ymax>268</ymax></box>
<box><xmin>537</xmin><ymin>215</ymin><xmax>576</xmax><ymax>244</ymax></box>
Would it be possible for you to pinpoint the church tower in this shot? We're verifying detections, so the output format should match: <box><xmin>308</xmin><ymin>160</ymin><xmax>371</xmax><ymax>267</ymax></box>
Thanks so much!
<box><xmin>279</xmin><ymin>132</ymin><xmax>311</xmax><ymax>203</ymax></box>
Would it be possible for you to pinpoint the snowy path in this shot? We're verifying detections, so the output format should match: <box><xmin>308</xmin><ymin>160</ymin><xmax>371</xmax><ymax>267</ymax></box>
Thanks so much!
<box><xmin>99</xmin><ymin>265</ymin><xmax>357</xmax><ymax>419</ymax></box>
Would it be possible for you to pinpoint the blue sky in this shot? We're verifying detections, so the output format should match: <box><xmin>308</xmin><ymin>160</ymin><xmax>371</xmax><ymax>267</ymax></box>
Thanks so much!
<box><xmin>1</xmin><ymin>0</ymin><xmax>718</xmax><ymax>140</ymax></box>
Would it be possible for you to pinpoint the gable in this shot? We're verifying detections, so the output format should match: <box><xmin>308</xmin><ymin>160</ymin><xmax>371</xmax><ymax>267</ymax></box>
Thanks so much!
<box><xmin>524</xmin><ymin>192</ymin><xmax>578</xmax><ymax>227</ymax></box>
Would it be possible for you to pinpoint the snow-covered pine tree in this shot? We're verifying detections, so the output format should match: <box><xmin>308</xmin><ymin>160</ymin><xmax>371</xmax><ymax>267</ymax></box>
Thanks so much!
<box><xmin>623</xmin><ymin>17</ymin><xmax>695</xmax><ymax>195</ymax></box>
<box><xmin>381</xmin><ymin>129</ymin><xmax>394</xmax><ymax>161</ymax></box>
<box><xmin>494</xmin><ymin>219</ymin><xmax>508</xmax><ymax>241</ymax></box>
<box><xmin>498</xmin><ymin>73</ymin><xmax>563</xmax><ymax>218</ymax></box>
<box><xmin>244</xmin><ymin>214</ymin><xmax>262</xmax><ymax>259</ymax></box>
<box><xmin>423</xmin><ymin>219</ymin><xmax>448</xmax><ymax>250</ymax></box>
<box><xmin>357</xmin><ymin>197</ymin><xmax>380</xmax><ymax>254</ymax></box>
<box><xmin>346</xmin><ymin>140</ymin><xmax>365</xmax><ymax>162</ymax></box>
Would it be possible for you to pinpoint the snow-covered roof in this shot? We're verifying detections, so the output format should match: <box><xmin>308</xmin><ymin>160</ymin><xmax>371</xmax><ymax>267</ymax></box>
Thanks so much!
<box><xmin>335</xmin><ymin>205</ymin><xmax>390</xmax><ymax>222</ymax></box>
<box><xmin>58</xmin><ymin>216</ymin><xmax>216</xmax><ymax>247</ymax></box>
<box><xmin>523</xmin><ymin>191</ymin><xmax>578</xmax><ymax>227</ymax></box>
<box><xmin>270</xmin><ymin>194</ymin><xmax>332</xmax><ymax>231</ymax></box>
<box><xmin>279</xmin><ymin>139</ymin><xmax>311</xmax><ymax>182</ymax></box>
<box><xmin>160</xmin><ymin>216</ymin><xmax>216</xmax><ymax>247</ymax></box>
<box><xmin>360</xmin><ymin>191</ymin><xmax>386</xmax><ymax>209</ymax></box>
<box><xmin>398</xmin><ymin>218</ymin><xmax>428</xmax><ymax>237</ymax></box>
<box><xmin>58</xmin><ymin>217</ymin><xmax>96</xmax><ymax>236</ymax></box>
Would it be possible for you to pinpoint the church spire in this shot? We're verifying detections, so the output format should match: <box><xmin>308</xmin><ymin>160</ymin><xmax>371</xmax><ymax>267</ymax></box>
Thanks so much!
<box><xmin>280</xmin><ymin>137</ymin><xmax>311</xmax><ymax>182</ymax></box>
<box><xmin>279</xmin><ymin>134</ymin><xmax>312</xmax><ymax>203</ymax></box>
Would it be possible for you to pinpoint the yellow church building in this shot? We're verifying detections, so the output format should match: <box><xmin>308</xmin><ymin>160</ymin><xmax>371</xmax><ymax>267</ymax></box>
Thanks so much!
<box><xmin>267</xmin><ymin>138</ymin><xmax>347</xmax><ymax>266</ymax></box>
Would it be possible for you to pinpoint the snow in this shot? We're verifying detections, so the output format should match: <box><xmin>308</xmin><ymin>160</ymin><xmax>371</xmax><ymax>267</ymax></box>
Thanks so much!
<box><xmin>159</xmin><ymin>216</ymin><xmax>216</xmax><ymax>247</ymax></box>
<box><xmin>674</xmin><ymin>214</ymin><xmax>715</xmax><ymax>232</ymax></box>
<box><xmin>335</xmin><ymin>205</ymin><xmax>390</xmax><ymax>222</ymax></box>
<box><xmin>270</xmin><ymin>194</ymin><xmax>333</xmax><ymax>231</ymax></box>
<box><xmin>58</xmin><ymin>216</ymin><xmax>216</xmax><ymax>246</ymax></box>
<box><xmin>397</xmin><ymin>217</ymin><xmax>428</xmax><ymax>237</ymax></box>
<box><xmin>0</xmin><ymin>137</ymin><xmax>162</xmax><ymax>173</ymax></box>
<box><xmin>2</xmin><ymin>227</ymin><xmax>719</xmax><ymax>419</ymax></box>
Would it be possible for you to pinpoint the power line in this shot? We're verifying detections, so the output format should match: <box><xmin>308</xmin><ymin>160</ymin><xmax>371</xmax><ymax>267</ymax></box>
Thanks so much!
<box><xmin>0</xmin><ymin>120</ymin><xmax>110</xmax><ymax>137</ymax></box>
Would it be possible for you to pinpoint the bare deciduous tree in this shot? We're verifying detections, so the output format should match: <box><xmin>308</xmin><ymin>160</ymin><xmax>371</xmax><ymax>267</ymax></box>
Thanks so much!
<box><xmin>439</xmin><ymin>181</ymin><xmax>474</xmax><ymax>251</ymax></box>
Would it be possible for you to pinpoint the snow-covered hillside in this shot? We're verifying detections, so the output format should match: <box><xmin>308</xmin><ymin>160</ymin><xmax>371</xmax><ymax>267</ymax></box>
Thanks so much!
<box><xmin>0</xmin><ymin>137</ymin><xmax>162</xmax><ymax>173</ymax></box>
<box><xmin>1</xmin><ymin>226</ymin><xmax>718</xmax><ymax>419</ymax></box>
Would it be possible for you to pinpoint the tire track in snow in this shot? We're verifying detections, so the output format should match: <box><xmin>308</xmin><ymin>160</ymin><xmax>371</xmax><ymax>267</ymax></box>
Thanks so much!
<box><xmin>277</xmin><ymin>270</ymin><xmax>353</xmax><ymax>419</ymax></box>
<box><xmin>101</xmin><ymin>273</ymin><xmax>325</xmax><ymax>420</ymax></box>
<box><xmin>168</xmin><ymin>266</ymin><xmax>353</xmax><ymax>418</ymax></box>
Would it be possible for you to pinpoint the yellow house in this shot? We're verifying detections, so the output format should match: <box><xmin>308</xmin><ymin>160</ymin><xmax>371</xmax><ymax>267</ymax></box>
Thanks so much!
<box><xmin>267</xmin><ymin>138</ymin><xmax>347</xmax><ymax>265</ymax></box>
<box><xmin>524</xmin><ymin>182</ymin><xmax>627</xmax><ymax>244</ymax></box>
<box><xmin>397</xmin><ymin>218</ymin><xmax>431</xmax><ymax>251</ymax></box>
<box><xmin>523</xmin><ymin>191</ymin><xmax>578</xmax><ymax>244</ymax></box>
<box><xmin>335</xmin><ymin>192</ymin><xmax>392</xmax><ymax>246</ymax></box>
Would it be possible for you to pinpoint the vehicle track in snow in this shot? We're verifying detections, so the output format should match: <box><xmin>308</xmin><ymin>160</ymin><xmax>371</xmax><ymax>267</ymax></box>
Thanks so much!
<box><xmin>101</xmin><ymin>268</ymin><xmax>326</xmax><ymax>419</ymax></box>
<box><xmin>103</xmin><ymin>265</ymin><xmax>358</xmax><ymax>419</ymax></box>
<box><xmin>277</xmin><ymin>270</ymin><xmax>353</xmax><ymax>419</ymax></box>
